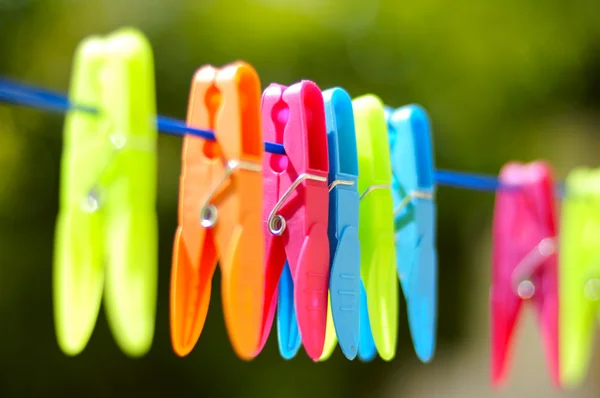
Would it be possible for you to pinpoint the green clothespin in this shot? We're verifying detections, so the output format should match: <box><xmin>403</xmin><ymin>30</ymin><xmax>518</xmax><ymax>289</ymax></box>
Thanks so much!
<box><xmin>559</xmin><ymin>168</ymin><xmax>600</xmax><ymax>387</ymax></box>
<box><xmin>54</xmin><ymin>28</ymin><xmax>158</xmax><ymax>357</ymax></box>
<box><xmin>351</xmin><ymin>94</ymin><xmax>398</xmax><ymax>361</ymax></box>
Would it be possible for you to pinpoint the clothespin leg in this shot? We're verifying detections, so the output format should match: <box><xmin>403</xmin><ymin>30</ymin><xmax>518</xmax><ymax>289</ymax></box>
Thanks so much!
<box><xmin>54</xmin><ymin>211</ymin><xmax>104</xmax><ymax>355</ymax></box>
<box><xmin>329</xmin><ymin>224</ymin><xmax>361</xmax><ymax>360</ymax></box>
<box><xmin>560</xmin><ymin>278</ymin><xmax>596</xmax><ymax>386</ymax></box>
<box><xmin>491</xmin><ymin>291</ymin><xmax>522</xmax><ymax>386</ymax></box>
<box><xmin>358</xmin><ymin>281</ymin><xmax>377</xmax><ymax>362</ymax></box>
<box><xmin>365</xmin><ymin>233</ymin><xmax>399</xmax><ymax>361</ymax></box>
<box><xmin>218</xmin><ymin>216</ymin><xmax>266</xmax><ymax>360</ymax></box>
<box><xmin>277</xmin><ymin>262</ymin><xmax>302</xmax><ymax>359</ymax></box>
<box><xmin>559</xmin><ymin>207</ymin><xmax>597</xmax><ymax>387</ymax></box>
<box><xmin>103</xmin><ymin>203</ymin><xmax>158</xmax><ymax>356</ymax></box>
<box><xmin>255</xmin><ymin>237</ymin><xmax>287</xmax><ymax>355</ymax></box>
<box><xmin>170</xmin><ymin>228</ymin><xmax>216</xmax><ymax>356</ymax></box>
<box><xmin>293</xmin><ymin>223</ymin><xmax>330</xmax><ymax>361</ymax></box>
<box><xmin>405</xmin><ymin>235</ymin><xmax>438</xmax><ymax>363</ymax></box>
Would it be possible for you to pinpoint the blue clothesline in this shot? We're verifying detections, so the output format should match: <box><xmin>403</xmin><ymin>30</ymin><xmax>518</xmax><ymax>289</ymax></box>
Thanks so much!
<box><xmin>0</xmin><ymin>76</ymin><xmax>552</xmax><ymax>194</ymax></box>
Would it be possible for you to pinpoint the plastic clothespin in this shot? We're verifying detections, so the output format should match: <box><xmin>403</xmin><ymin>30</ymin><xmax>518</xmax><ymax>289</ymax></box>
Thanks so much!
<box><xmin>385</xmin><ymin>104</ymin><xmax>438</xmax><ymax>363</ymax></box>
<box><xmin>559</xmin><ymin>168</ymin><xmax>600</xmax><ymax>387</ymax></box>
<box><xmin>316</xmin><ymin>87</ymin><xmax>361</xmax><ymax>361</ymax></box>
<box><xmin>256</xmin><ymin>81</ymin><xmax>330</xmax><ymax>361</ymax></box>
<box><xmin>170</xmin><ymin>62</ymin><xmax>265</xmax><ymax>360</ymax></box>
<box><xmin>491</xmin><ymin>161</ymin><xmax>559</xmax><ymax>387</ymax></box>
<box><xmin>352</xmin><ymin>94</ymin><xmax>398</xmax><ymax>361</ymax></box>
<box><xmin>54</xmin><ymin>28</ymin><xmax>158</xmax><ymax>356</ymax></box>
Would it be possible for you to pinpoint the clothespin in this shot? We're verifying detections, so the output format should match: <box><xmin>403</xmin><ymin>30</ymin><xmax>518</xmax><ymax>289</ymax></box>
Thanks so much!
<box><xmin>317</xmin><ymin>87</ymin><xmax>361</xmax><ymax>361</ymax></box>
<box><xmin>256</xmin><ymin>81</ymin><xmax>330</xmax><ymax>361</ymax></box>
<box><xmin>491</xmin><ymin>161</ymin><xmax>559</xmax><ymax>387</ymax></box>
<box><xmin>352</xmin><ymin>94</ymin><xmax>398</xmax><ymax>361</ymax></box>
<box><xmin>559</xmin><ymin>168</ymin><xmax>600</xmax><ymax>387</ymax></box>
<box><xmin>385</xmin><ymin>104</ymin><xmax>437</xmax><ymax>362</ymax></box>
<box><xmin>170</xmin><ymin>62</ymin><xmax>265</xmax><ymax>360</ymax></box>
<box><xmin>54</xmin><ymin>28</ymin><xmax>158</xmax><ymax>356</ymax></box>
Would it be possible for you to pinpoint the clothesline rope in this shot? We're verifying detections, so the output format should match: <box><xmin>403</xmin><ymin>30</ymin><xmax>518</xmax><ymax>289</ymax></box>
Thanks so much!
<box><xmin>0</xmin><ymin>76</ymin><xmax>544</xmax><ymax>193</ymax></box>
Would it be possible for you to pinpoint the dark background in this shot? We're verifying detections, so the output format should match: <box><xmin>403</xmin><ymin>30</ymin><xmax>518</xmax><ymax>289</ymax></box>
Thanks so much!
<box><xmin>0</xmin><ymin>0</ymin><xmax>599</xmax><ymax>396</ymax></box>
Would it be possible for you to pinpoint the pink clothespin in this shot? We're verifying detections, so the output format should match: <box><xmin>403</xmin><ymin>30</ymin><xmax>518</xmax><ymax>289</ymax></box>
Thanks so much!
<box><xmin>255</xmin><ymin>81</ymin><xmax>331</xmax><ymax>361</ymax></box>
<box><xmin>491</xmin><ymin>161</ymin><xmax>559</xmax><ymax>387</ymax></box>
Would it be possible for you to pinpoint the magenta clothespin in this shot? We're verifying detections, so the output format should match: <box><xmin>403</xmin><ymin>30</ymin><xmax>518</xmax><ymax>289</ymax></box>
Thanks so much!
<box><xmin>256</xmin><ymin>81</ymin><xmax>331</xmax><ymax>361</ymax></box>
<box><xmin>490</xmin><ymin>161</ymin><xmax>559</xmax><ymax>387</ymax></box>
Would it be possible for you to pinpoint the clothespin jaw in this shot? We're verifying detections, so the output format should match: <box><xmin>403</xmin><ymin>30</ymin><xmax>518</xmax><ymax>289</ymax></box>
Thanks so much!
<box><xmin>491</xmin><ymin>161</ymin><xmax>559</xmax><ymax>387</ymax></box>
<box><xmin>559</xmin><ymin>168</ymin><xmax>600</xmax><ymax>387</ymax></box>
<box><xmin>386</xmin><ymin>104</ymin><xmax>437</xmax><ymax>363</ymax></box>
<box><xmin>258</xmin><ymin>81</ymin><xmax>330</xmax><ymax>361</ymax></box>
<box><xmin>352</xmin><ymin>94</ymin><xmax>398</xmax><ymax>361</ymax></box>
<box><xmin>315</xmin><ymin>87</ymin><xmax>361</xmax><ymax>361</ymax></box>
<box><xmin>170</xmin><ymin>62</ymin><xmax>265</xmax><ymax>360</ymax></box>
<box><xmin>54</xmin><ymin>28</ymin><xmax>158</xmax><ymax>357</ymax></box>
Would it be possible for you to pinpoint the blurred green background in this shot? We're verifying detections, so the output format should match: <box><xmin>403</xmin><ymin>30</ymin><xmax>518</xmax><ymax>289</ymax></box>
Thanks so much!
<box><xmin>1</xmin><ymin>0</ymin><xmax>600</xmax><ymax>397</ymax></box>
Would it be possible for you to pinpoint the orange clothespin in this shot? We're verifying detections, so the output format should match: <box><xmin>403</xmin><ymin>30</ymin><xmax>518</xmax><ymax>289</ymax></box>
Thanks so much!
<box><xmin>170</xmin><ymin>62</ymin><xmax>265</xmax><ymax>360</ymax></box>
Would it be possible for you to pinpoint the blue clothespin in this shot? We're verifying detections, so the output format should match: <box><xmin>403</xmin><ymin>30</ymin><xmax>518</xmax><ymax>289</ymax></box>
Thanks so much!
<box><xmin>385</xmin><ymin>104</ymin><xmax>438</xmax><ymax>363</ymax></box>
<box><xmin>321</xmin><ymin>87</ymin><xmax>361</xmax><ymax>360</ymax></box>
